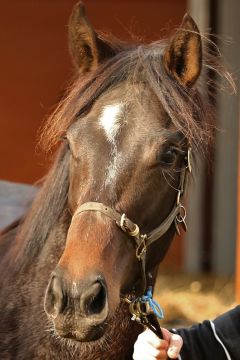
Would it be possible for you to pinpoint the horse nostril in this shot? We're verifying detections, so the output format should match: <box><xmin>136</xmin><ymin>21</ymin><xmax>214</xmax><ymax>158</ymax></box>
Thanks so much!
<box><xmin>88</xmin><ymin>281</ymin><xmax>107</xmax><ymax>315</ymax></box>
<box><xmin>44</xmin><ymin>275</ymin><xmax>65</xmax><ymax>317</ymax></box>
<box><xmin>82</xmin><ymin>280</ymin><xmax>107</xmax><ymax>316</ymax></box>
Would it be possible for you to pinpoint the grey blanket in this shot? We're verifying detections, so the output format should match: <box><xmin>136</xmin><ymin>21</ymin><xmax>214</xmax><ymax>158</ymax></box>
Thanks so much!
<box><xmin>0</xmin><ymin>180</ymin><xmax>38</xmax><ymax>231</ymax></box>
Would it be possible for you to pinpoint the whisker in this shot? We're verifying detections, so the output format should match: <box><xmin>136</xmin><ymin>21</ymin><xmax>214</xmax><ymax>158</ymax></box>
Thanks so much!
<box><xmin>162</xmin><ymin>170</ymin><xmax>179</xmax><ymax>192</ymax></box>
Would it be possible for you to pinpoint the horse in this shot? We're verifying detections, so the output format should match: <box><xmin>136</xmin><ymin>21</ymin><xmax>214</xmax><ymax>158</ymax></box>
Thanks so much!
<box><xmin>0</xmin><ymin>2</ymin><xmax>227</xmax><ymax>359</ymax></box>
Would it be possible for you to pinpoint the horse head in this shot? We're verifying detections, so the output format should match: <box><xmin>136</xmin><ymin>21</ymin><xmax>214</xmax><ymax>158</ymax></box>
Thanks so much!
<box><xmin>44</xmin><ymin>2</ymin><xmax>202</xmax><ymax>343</ymax></box>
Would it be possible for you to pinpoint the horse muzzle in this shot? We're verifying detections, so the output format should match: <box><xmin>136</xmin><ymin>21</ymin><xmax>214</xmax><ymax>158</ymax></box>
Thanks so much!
<box><xmin>44</xmin><ymin>270</ymin><xmax>109</xmax><ymax>341</ymax></box>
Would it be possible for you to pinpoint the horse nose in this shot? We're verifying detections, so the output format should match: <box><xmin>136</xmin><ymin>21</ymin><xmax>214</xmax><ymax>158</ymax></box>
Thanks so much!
<box><xmin>44</xmin><ymin>272</ymin><xmax>108</xmax><ymax>321</ymax></box>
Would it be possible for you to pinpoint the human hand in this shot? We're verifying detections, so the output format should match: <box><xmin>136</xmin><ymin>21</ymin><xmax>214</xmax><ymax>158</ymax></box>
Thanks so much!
<box><xmin>133</xmin><ymin>328</ymin><xmax>183</xmax><ymax>360</ymax></box>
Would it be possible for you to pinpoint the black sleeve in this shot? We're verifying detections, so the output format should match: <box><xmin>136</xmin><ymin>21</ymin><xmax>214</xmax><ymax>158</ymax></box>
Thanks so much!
<box><xmin>172</xmin><ymin>306</ymin><xmax>240</xmax><ymax>360</ymax></box>
<box><xmin>213</xmin><ymin>305</ymin><xmax>240</xmax><ymax>359</ymax></box>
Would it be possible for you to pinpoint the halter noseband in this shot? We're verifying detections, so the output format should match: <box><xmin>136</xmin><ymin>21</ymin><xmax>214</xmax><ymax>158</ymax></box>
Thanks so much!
<box><xmin>72</xmin><ymin>148</ymin><xmax>192</xmax><ymax>337</ymax></box>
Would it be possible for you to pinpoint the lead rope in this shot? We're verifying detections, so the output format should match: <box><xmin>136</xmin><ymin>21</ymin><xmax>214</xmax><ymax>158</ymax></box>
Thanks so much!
<box><xmin>124</xmin><ymin>273</ymin><xmax>164</xmax><ymax>338</ymax></box>
<box><xmin>125</xmin><ymin>286</ymin><xmax>164</xmax><ymax>338</ymax></box>
<box><xmin>141</xmin><ymin>287</ymin><xmax>164</xmax><ymax>319</ymax></box>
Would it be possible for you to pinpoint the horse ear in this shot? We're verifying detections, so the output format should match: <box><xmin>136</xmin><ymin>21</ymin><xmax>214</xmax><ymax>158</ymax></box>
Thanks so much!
<box><xmin>68</xmin><ymin>2</ymin><xmax>114</xmax><ymax>73</ymax></box>
<box><xmin>163</xmin><ymin>14</ymin><xmax>202</xmax><ymax>87</ymax></box>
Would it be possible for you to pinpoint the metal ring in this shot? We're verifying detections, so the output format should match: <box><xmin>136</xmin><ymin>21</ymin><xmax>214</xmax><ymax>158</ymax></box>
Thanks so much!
<box><xmin>176</xmin><ymin>204</ymin><xmax>187</xmax><ymax>223</ymax></box>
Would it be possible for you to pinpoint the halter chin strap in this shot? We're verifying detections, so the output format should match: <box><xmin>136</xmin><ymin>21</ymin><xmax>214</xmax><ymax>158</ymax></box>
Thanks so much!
<box><xmin>72</xmin><ymin>148</ymin><xmax>192</xmax><ymax>293</ymax></box>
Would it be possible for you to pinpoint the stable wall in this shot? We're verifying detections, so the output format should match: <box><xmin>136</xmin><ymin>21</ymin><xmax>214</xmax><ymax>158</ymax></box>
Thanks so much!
<box><xmin>0</xmin><ymin>0</ymin><xmax>186</xmax><ymax>183</ymax></box>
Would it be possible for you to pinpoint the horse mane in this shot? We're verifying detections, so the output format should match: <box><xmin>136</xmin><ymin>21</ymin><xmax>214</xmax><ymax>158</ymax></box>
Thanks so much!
<box><xmin>11</xmin><ymin>33</ymin><xmax>233</xmax><ymax>271</ymax></box>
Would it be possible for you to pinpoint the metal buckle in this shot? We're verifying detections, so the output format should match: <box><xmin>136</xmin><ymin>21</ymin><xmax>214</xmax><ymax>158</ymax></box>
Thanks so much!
<box><xmin>120</xmin><ymin>214</ymin><xmax>140</xmax><ymax>238</ymax></box>
<box><xmin>129</xmin><ymin>299</ymin><xmax>151</xmax><ymax>321</ymax></box>
<box><xmin>120</xmin><ymin>213</ymin><xmax>127</xmax><ymax>232</ymax></box>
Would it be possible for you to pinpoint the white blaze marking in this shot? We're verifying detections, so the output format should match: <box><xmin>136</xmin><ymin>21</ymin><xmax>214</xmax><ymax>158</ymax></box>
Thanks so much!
<box><xmin>99</xmin><ymin>103</ymin><xmax>124</xmax><ymax>187</ymax></box>
<box><xmin>99</xmin><ymin>104</ymin><xmax>123</xmax><ymax>144</ymax></box>
<box><xmin>105</xmin><ymin>151</ymin><xmax>123</xmax><ymax>187</ymax></box>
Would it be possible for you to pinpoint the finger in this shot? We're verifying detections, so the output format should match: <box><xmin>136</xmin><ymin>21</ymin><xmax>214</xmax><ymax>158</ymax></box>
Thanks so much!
<box><xmin>133</xmin><ymin>344</ymin><xmax>158</xmax><ymax>360</ymax></box>
<box><xmin>167</xmin><ymin>333</ymin><xmax>183</xmax><ymax>359</ymax></box>
<box><xmin>161</xmin><ymin>327</ymin><xmax>172</xmax><ymax>343</ymax></box>
<box><xmin>133</xmin><ymin>344</ymin><xmax>168</xmax><ymax>360</ymax></box>
<box><xmin>143</xmin><ymin>343</ymin><xmax>168</xmax><ymax>358</ymax></box>
<box><xmin>141</xmin><ymin>329</ymin><xmax>169</xmax><ymax>349</ymax></box>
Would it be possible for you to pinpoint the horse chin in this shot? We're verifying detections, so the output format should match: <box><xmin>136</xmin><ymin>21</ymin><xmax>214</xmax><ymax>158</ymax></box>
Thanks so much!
<box><xmin>55</xmin><ymin>322</ymin><xmax>107</xmax><ymax>343</ymax></box>
<box><xmin>52</xmin><ymin>300</ymin><xmax>138</xmax><ymax>349</ymax></box>
<box><xmin>52</xmin><ymin>302</ymin><xmax>119</xmax><ymax>343</ymax></box>
<box><xmin>54</xmin><ymin>321</ymin><xmax>107</xmax><ymax>342</ymax></box>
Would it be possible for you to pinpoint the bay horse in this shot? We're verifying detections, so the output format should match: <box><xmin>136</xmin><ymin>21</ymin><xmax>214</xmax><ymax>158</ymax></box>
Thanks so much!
<box><xmin>0</xmin><ymin>2</ymin><xmax>226</xmax><ymax>359</ymax></box>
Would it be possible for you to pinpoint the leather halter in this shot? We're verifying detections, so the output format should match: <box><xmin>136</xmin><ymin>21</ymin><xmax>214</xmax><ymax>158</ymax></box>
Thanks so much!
<box><xmin>72</xmin><ymin>148</ymin><xmax>192</xmax><ymax>293</ymax></box>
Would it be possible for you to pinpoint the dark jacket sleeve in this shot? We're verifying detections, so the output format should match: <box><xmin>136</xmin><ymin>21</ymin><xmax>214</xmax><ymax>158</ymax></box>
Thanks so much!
<box><xmin>172</xmin><ymin>306</ymin><xmax>240</xmax><ymax>360</ymax></box>
<box><xmin>213</xmin><ymin>305</ymin><xmax>240</xmax><ymax>359</ymax></box>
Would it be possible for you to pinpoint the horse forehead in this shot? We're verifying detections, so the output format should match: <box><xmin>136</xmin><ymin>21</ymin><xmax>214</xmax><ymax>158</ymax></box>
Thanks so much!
<box><xmin>99</xmin><ymin>103</ymin><xmax>124</xmax><ymax>143</ymax></box>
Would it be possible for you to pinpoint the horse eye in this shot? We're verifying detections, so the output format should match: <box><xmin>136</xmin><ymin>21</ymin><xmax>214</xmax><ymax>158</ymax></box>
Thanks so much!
<box><xmin>158</xmin><ymin>148</ymin><xmax>177</xmax><ymax>165</ymax></box>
